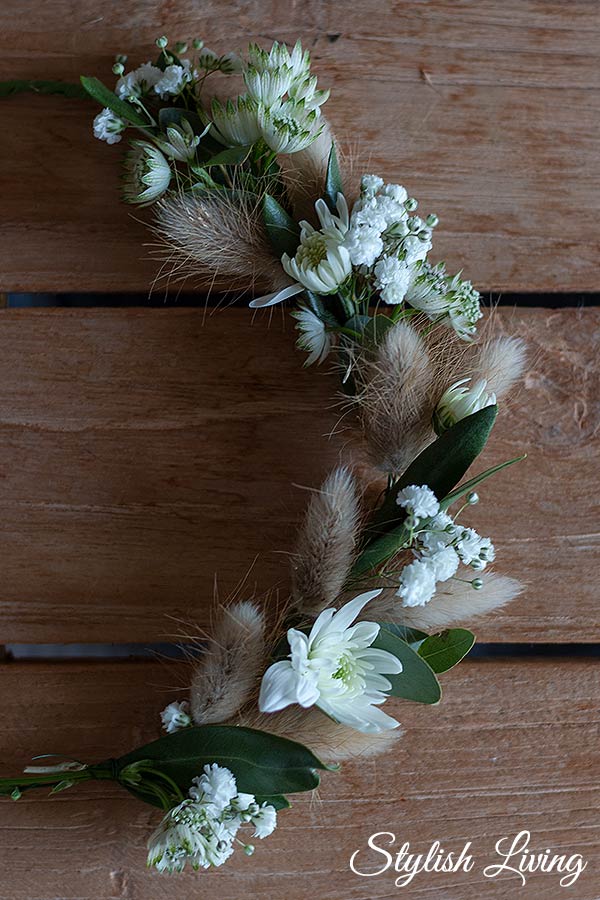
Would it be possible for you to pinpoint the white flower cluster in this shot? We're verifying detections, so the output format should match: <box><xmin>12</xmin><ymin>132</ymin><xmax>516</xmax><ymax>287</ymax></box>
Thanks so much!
<box><xmin>395</xmin><ymin>485</ymin><xmax>495</xmax><ymax>607</ymax></box>
<box><xmin>406</xmin><ymin>261</ymin><xmax>483</xmax><ymax>340</ymax></box>
<box><xmin>92</xmin><ymin>108</ymin><xmax>126</xmax><ymax>144</ymax></box>
<box><xmin>341</xmin><ymin>175</ymin><xmax>437</xmax><ymax>304</ymax></box>
<box><xmin>212</xmin><ymin>40</ymin><xmax>328</xmax><ymax>154</ymax></box>
<box><xmin>160</xmin><ymin>700</ymin><xmax>192</xmax><ymax>734</ymax></box>
<box><xmin>147</xmin><ymin>763</ymin><xmax>277</xmax><ymax>873</ymax></box>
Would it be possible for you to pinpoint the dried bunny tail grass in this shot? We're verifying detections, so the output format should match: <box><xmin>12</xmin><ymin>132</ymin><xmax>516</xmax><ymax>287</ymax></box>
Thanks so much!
<box><xmin>363</xmin><ymin>572</ymin><xmax>523</xmax><ymax>630</ymax></box>
<box><xmin>354</xmin><ymin>321</ymin><xmax>436</xmax><ymax>474</ymax></box>
<box><xmin>190</xmin><ymin>601</ymin><xmax>266</xmax><ymax>725</ymax></box>
<box><xmin>152</xmin><ymin>189</ymin><xmax>290</xmax><ymax>294</ymax></box>
<box><xmin>291</xmin><ymin>467</ymin><xmax>362</xmax><ymax>617</ymax></box>
<box><xmin>473</xmin><ymin>335</ymin><xmax>527</xmax><ymax>400</ymax></box>
<box><xmin>235</xmin><ymin>705</ymin><xmax>402</xmax><ymax>762</ymax></box>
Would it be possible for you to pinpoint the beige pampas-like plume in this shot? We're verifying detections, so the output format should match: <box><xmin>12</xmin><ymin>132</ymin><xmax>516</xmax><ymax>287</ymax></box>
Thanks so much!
<box><xmin>472</xmin><ymin>335</ymin><xmax>527</xmax><ymax>399</ymax></box>
<box><xmin>190</xmin><ymin>601</ymin><xmax>266</xmax><ymax>725</ymax></box>
<box><xmin>363</xmin><ymin>572</ymin><xmax>523</xmax><ymax>630</ymax></box>
<box><xmin>279</xmin><ymin>120</ymin><xmax>335</xmax><ymax>224</ymax></box>
<box><xmin>354</xmin><ymin>322</ymin><xmax>437</xmax><ymax>474</ymax></box>
<box><xmin>235</xmin><ymin>704</ymin><xmax>402</xmax><ymax>762</ymax></box>
<box><xmin>292</xmin><ymin>467</ymin><xmax>362</xmax><ymax>617</ymax></box>
<box><xmin>153</xmin><ymin>189</ymin><xmax>291</xmax><ymax>295</ymax></box>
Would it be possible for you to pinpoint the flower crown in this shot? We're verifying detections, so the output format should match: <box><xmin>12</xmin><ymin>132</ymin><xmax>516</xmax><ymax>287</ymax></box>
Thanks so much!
<box><xmin>0</xmin><ymin>36</ymin><xmax>527</xmax><ymax>875</ymax></box>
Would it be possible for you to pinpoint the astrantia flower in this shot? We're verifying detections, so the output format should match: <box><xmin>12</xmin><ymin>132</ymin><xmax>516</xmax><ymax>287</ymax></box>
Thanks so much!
<box><xmin>433</xmin><ymin>377</ymin><xmax>497</xmax><ymax>434</ymax></box>
<box><xmin>289</xmin><ymin>74</ymin><xmax>330</xmax><ymax>112</ymax></box>
<box><xmin>93</xmin><ymin>108</ymin><xmax>126</xmax><ymax>145</ymax></box>
<box><xmin>247</xmin><ymin>39</ymin><xmax>310</xmax><ymax>82</ymax></box>
<box><xmin>160</xmin><ymin>700</ymin><xmax>192</xmax><ymax>734</ymax></box>
<box><xmin>147</xmin><ymin>765</ymin><xmax>277</xmax><ymax>873</ymax></box>
<box><xmin>397</xmin><ymin>557</ymin><xmax>437</xmax><ymax>607</ymax></box>
<box><xmin>211</xmin><ymin>96</ymin><xmax>263</xmax><ymax>146</ymax></box>
<box><xmin>122</xmin><ymin>141</ymin><xmax>171</xmax><ymax>205</ymax></box>
<box><xmin>406</xmin><ymin>262</ymin><xmax>482</xmax><ymax>340</ymax></box>
<box><xmin>258</xmin><ymin>100</ymin><xmax>322</xmax><ymax>153</ymax></box>
<box><xmin>156</xmin><ymin>119</ymin><xmax>208</xmax><ymax>162</ymax></box>
<box><xmin>259</xmin><ymin>589</ymin><xmax>403</xmax><ymax>734</ymax></box>
<box><xmin>244</xmin><ymin>64</ymin><xmax>294</xmax><ymax>105</ymax></box>
<box><xmin>396</xmin><ymin>484</ymin><xmax>440</xmax><ymax>522</ymax></box>
<box><xmin>292</xmin><ymin>306</ymin><xmax>332</xmax><ymax>366</ymax></box>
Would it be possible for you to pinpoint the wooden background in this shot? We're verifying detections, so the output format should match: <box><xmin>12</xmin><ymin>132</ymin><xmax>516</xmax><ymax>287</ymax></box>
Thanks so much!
<box><xmin>0</xmin><ymin>2</ymin><xmax>599</xmax><ymax>897</ymax></box>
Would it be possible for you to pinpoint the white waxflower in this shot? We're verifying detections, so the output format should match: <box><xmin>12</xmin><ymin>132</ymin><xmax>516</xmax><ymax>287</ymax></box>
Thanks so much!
<box><xmin>154</xmin><ymin>61</ymin><xmax>194</xmax><ymax>98</ymax></box>
<box><xmin>244</xmin><ymin>64</ymin><xmax>294</xmax><ymax>105</ymax></box>
<box><xmin>160</xmin><ymin>700</ymin><xmax>192</xmax><ymax>734</ymax></box>
<box><xmin>361</xmin><ymin>174</ymin><xmax>384</xmax><ymax>196</ymax></box>
<box><xmin>190</xmin><ymin>764</ymin><xmax>237</xmax><ymax>811</ymax></box>
<box><xmin>258</xmin><ymin>100</ymin><xmax>322</xmax><ymax>153</ymax></box>
<box><xmin>343</xmin><ymin>224</ymin><xmax>384</xmax><ymax>267</ymax></box>
<box><xmin>93</xmin><ymin>108</ymin><xmax>126</xmax><ymax>144</ymax></box>
<box><xmin>292</xmin><ymin>306</ymin><xmax>332</xmax><ymax>366</ymax></box>
<box><xmin>433</xmin><ymin>377</ymin><xmax>497</xmax><ymax>434</ymax></box>
<box><xmin>373</xmin><ymin>255</ymin><xmax>411</xmax><ymax>305</ymax></box>
<box><xmin>397</xmin><ymin>557</ymin><xmax>437</xmax><ymax>607</ymax></box>
<box><xmin>396</xmin><ymin>484</ymin><xmax>440</xmax><ymax>521</ymax></box>
<box><xmin>382</xmin><ymin>183</ymin><xmax>408</xmax><ymax>203</ymax></box>
<box><xmin>115</xmin><ymin>61</ymin><xmax>162</xmax><ymax>98</ymax></box>
<box><xmin>122</xmin><ymin>141</ymin><xmax>171</xmax><ymax>205</ymax></box>
<box><xmin>211</xmin><ymin>96</ymin><xmax>263</xmax><ymax>146</ymax></box>
<box><xmin>252</xmin><ymin>804</ymin><xmax>278</xmax><ymax>838</ymax></box>
<box><xmin>428</xmin><ymin>546</ymin><xmax>460</xmax><ymax>582</ymax></box>
<box><xmin>259</xmin><ymin>589</ymin><xmax>403</xmax><ymax>734</ymax></box>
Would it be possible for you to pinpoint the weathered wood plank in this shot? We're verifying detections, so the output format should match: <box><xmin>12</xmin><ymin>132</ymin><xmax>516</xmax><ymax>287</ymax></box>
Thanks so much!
<box><xmin>0</xmin><ymin>659</ymin><xmax>598</xmax><ymax>898</ymax></box>
<box><xmin>0</xmin><ymin>306</ymin><xmax>596</xmax><ymax>644</ymax></box>
<box><xmin>1</xmin><ymin>1</ymin><xmax>599</xmax><ymax>291</ymax></box>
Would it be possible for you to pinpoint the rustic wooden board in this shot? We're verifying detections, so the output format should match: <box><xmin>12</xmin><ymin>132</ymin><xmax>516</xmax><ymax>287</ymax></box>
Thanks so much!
<box><xmin>0</xmin><ymin>305</ymin><xmax>596</xmax><ymax>644</ymax></box>
<box><xmin>0</xmin><ymin>658</ymin><xmax>598</xmax><ymax>899</ymax></box>
<box><xmin>1</xmin><ymin>1</ymin><xmax>599</xmax><ymax>291</ymax></box>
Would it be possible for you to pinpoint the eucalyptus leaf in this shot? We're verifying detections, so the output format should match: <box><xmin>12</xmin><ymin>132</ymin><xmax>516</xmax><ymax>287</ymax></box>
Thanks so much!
<box><xmin>116</xmin><ymin>726</ymin><xmax>329</xmax><ymax>799</ymax></box>
<box><xmin>350</xmin><ymin>521</ymin><xmax>412</xmax><ymax>577</ymax></box>
<box><xmin>262</xmin><ymin>194</ymin><xmax>301</xmax><ymax>257</ymax></box>
<box><xmin>373</xmin><ymin>625</ymin><xmax>441</xmax><ymax>704</ymax></box>
<box><xmin>370</xmin><ymin>405</ymin><xmax>498</xmax><ymax>536</ymax></box>
<box><xmin>0</xmin><ymin>79</ymin><xmax>88</xmax><ymax>99</ymax></box>
<box><xmin>417</xmin><ymin>628</ymin><xmax>475</xmax><ymax>673</ymax></box>
<box><xmin>202</xmin><ymin>145</ymin><xmax>253</xmax><ymax>167</ymax></box>
<box><xmin>362</xmin><ymin>315</ymin><xmax>395</xmax><ymax>347</ymax></box>
<box><xmin>80</xmin><ymin>75</ymin><xmax>147</xmax><ymax>126</ymax></box>
<box><xmin>324</xmin><ymin>143</ymin><xmax>343</xmax><ymax>211</ymax></box>
<box><xmin>383</xmin><ymin>624</ymin><xmax>428</xmax><ymax>646</ymax></box>
<box><xmin>440</xmin><ymin>455</ymin><xmax>526</xmax><ymax>510</ymax></box>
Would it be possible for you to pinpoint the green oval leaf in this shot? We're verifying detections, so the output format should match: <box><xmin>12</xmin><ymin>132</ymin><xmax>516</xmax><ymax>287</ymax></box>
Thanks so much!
<box><xmin>324</xmin><ymin>143</ymin><xmax>343</xmax><ymax>211</ymax></box>
<box><xmin>80</xmin><ymin>75</ymin><xmax>147</xmax><ymax>126</ymax></box>
<box><xmin>262</xmin><ymin>193</ymin><xmax>300</xmax><ymax>257</ymax></box>
<box><xmin>116</xmin><ymin>726</ymin><xmax>329</xmax><ymax>799</ymax></box>
<box><xmin>373</xmin><ymin>624</ymin><xmax>441</xmax><ymax>704</ymax></box>
<box><xmin>201</xmin><ymin>145</ymin><xmax>253</xmax><ymax>167</ymax></box>
<box><xmin>0</xmin><ymin>79</ymin><xmax>88</xmax><ymax>99</ymax></box>
<box><xmin>417</xmin><ymin>628</ymin><xmax>475</xmax><ymax>673</ymax></box>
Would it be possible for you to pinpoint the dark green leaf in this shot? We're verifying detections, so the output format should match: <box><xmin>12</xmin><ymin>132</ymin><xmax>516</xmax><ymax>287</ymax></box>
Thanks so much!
<box><xmin>362</xmin><ymin>315</ymin><xmax>395</xmax><ymax>347</ymax></box>
<box><xmin>370</xmin><ymin>406</ymin><xmax>498</xmax><ymax>536</ymax></box>
<box><xmin>255</xmin><ymin>794</ymin><xmax>291</xmax><ymax>811</ymax></box>
<box><xmin>383</xmin><ymin>623</ymin><xmax>428</xmax><ymax>645</ymax></box>
<box><xmin>350</xmin><ymin>521</ymin><xmax>412</xmax><ymax>577</ymax></box>
<box><xmin>80</xmin><ymin>75</ymin><xmax>147</xmax><ymax>125</ymax></box>
<box><xmin>417</xmin><ymin>628</ymin><xmax>475</xmax><ymax>673</ymax></box>
<box><xmin>158</xmin><ymin>107</ymin><xmax>206</xmax><ymax>135</ymax></box>
<box><xmin>262</xmin><ymin>194</ymin><xmax>300</xmax><ymax>257</ymax></box>
<box><xmin>303</xmin><ymin>291</ymin><xmax>339</xmax><ymax>327</ymax></box>
<box><xmin>373</xmin><ymin>625</ymin><xmax>441</xmax><ymax>704</ymax></box>
<box><xmin>0</xmin><ymin>79</ymin><xmax>88</xmax><ymax>99</ymax></box>
<box><xmin>324</xmin><ymin>143</ymin><xmax>343</xmax><ymax>211</ymax></box>
<box><xmin>116</xmin><ymin>726</ymin><xmax>329</xmax><ymax>798</ymax></box>
<box><xmin>201</xmin><ymin>145</ymin><xmax>253</xmax><ymax>166</ymax></box>
<box><xmin>440</xmin><ymin>455</ymin><xmax>526</xmax><ymax>511</ymax></box>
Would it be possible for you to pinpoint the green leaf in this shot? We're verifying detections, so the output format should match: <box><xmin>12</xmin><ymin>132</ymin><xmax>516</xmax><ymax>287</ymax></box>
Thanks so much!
<box><xmin>440</xmin><ymin>455</ymin><xmax>527</xmax><ymax>511</ymax></box>
<box><xmin>386</xmin><ymin>625</ymin><xmax>428</xmax><ymax>645</ymax></box>
<box><xmin>200</xmin><ymin>145</ymin><xmax>253</xmax><ymax>166</ymax></box>
<box><xmin>417</xmin><ymin>628</ymin><xmax>475</xmax><ymax>673</ymax></box>
<box><xmin>362</xmin><ymin>315</ymin><xmax>395</xmax><ymax>347</ymax></box>
<box><xmin>158</xmin><ymin>107</ymin><xmax>206</xmax><ymax>135</ymax></box>
<box><xmin>373</xmin><ymin>625</ymin><xmax>441</xmax><ymax>704</ymax></box>
<box><xmin>370</xmin><ymin>406</ymin><xmax>498</xmax><ymax>537</ymax></box>
<box><xmin>116</xmin><ymin>726</ymin><xmax>329</xmax><ymax>799</ymax></box>
<box><xmin>350</xmin><ymin>521</ymin><xmax>412</xmax><ymax>577</ymax></box>
<box><xmin>324</xmin><ymin>143</ymin><xmax>343</xmax><ymax>211</ymax></box>
<box><xmin>79</xmin><ymin>75</ymin><xmax>147</xmax><ymax>126</ymax></box>
<box><xmin>0</xmin><ymin>79</ymin><xmax>88</xmax><ymax>99</ymax></box>
<box><xmin>255</xmin><ymin>794</ymin><xmax>291</xmax><ymax>811</ymax></box>
<box><xmin>262</xmin><ymin>194</ymin><xmax>300</xmax><ymax>257</ymax></box>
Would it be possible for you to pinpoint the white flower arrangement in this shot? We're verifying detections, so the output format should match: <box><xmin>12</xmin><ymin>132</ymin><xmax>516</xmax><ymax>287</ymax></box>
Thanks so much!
<box><xmin>0</xmin><ymin>35</ymin><xmax>530</xmax><ymax>876</ymax></box>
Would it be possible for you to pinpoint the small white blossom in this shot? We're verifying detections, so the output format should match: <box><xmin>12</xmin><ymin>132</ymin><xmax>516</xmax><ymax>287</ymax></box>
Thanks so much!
<box><xmin>428</xmin><ymin>546</ymin><xmax>460</xmax><ymax>582</ymax></box>
<box><xmin>418</xmin><ymin>512</ymin><xmax>457</xmax><ymax>553</ymax></box>
<box><xmin>160</xmin><ymin>700</ymin><xmax>192</xmax><ymax>734</ymax></box>
<box><xmin>156</xmin><ymin>119</ymin><xmax>207</xmax><ymax>162</ymax></box>
<box><xmin>190</xmin><ymin>764</ymin><xmax>237</xmax><ymax>811</ymax></box>
<box><xmin>396</xmin><ymin>484</ymin><xmax>440</xmax><ymax>521</ymax></box>
<box><xmin>154</xmin><ymin>61</ymin><xmax>194</xmax><ymax>98</ymax></box>
<box><xmin>382</xmin><ymin>183</ymin><xmax>408</xmax><ymax>203</ymax></box>
<box><xmin>397</xmin><ymin>558</ymin><xmax>437</xmax><ymax>607</ymax></box>
<box><xmin>292</xmin><ymin>306</ymin><xmax>332</xmax><ymax>366</ymax></box>
<box><xmin>252</xmin><ymin>803</ymin><xmax>278</xmax><ymax>838</ymax></box>
<box><xmin>373</xmin><ymin>255</ymin><xmax>412</xmax><ymax>304</ymax></box>
<box><xmin>259</xmin><ymin>589</ymin><xmax>403</xmax><ymax>734</ymax></box>
<box><xmin>343</xmin><ymin>224</ymin><xmax>384</xmax><ymax>267</ymax></box>
<box><xmin>93</xmin><ymin>108</ymin><xmax>126</xmax><ymax>144</ymax></box>
<box><xmin>115</xmin><ymin>61</ymin><xmax>162</xmax><ymax>99</ymax></box>
<box><xmin>456</xmin><ymin>528</ymin><xmax>495</xmax><ymax>569</ymax></box>
<box><xmin>361</xmin><ymin>174</ymin><xmax>384</xmax><ymax>196</ymax></box>
<box><xmin>434</xmin><ymin>377</ymin><xmax>497</xmax><ymax>434</ymax></box>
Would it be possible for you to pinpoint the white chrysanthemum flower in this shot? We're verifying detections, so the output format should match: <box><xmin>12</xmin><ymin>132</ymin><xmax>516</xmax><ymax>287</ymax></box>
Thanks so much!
<box><xmin>361</xmin><ymin>174</ymin><xmax>384</xmax><ymax>197</ymax></box>
<box><xmin>397</xmin><ymin>557</ymin><xmax>437</xmax><ymax>607</ymax></box>
<box><xmin>456</xmin><ymin>528</ymin><xmax>495</xmax><ymax>569</ymax></box>
<box><xmin>210</xmin><ymin>95</ymin><xmax>263</xmax><ymax>146</ymax></box>
<box><xmin>122</xmin><ymin>141</ymin><xmax>171</xmax><ymax>205</ymax></box>
<box><xmin>252</xmin><ymin>804</ymin><xmax>278</xmax><ymax>838</ymax></box>
<box><xmin>433</xmin><ymin>377</ymin><xmax>497</xmax><ymax>434</ymax></box>
<box><xmin>259</xmin><ymin>589</ymin><xmax>403</xmax><ymax>734</ymax></box>
<box><xmin>190</xmin><ymin>764</ymin><xmax>237</xmax><ymax>811</ymax></box>
<box><xmin>373</xmin><ymin>255</ymin><xmax>412</xmax><ymax>305</ymax></box>
<box><xmin>157</xmin><ymin>119</ymin><xmax>208</xmax><ymax>162</ymax></box>
<box><xmin>396</xmin><ymin>484</ymin><xmax>440</xmax><ymax>521</ymax></box>
<box><xmin>154</xmin><ymin>61</ymin><xmax>194</xmax><ymax>98</ymax></box>
<box><xmin>428</xmin><ymin>546</ymin><xmax>460</xmax><ymax>582</ymax></box>
<box><xmin>93</xmin><ymin>108</ymin><xmax>126</xmax><ymax>144</ymax></box>
<box><xmin>244</xmin><ymin>64</ymin><xmax>294</xmax><ymax>105</ymax></box>
<box><xmin>258</xmin><ymin>100</ymin><xmax>322</xmax><ymax>153</ymax></box>
<box><xmin>292</xmin><ymin>306</ymin><xmax>332</xmax><ymax>366</ymax></box>
<box><xmin>115</xmin><ymin>61</ymin><xmax>162</xmax><ymax>98</ymax></box>
<box><xmin>160</xmin><ymin>700</ymin><xmax>192</xmax><ymax>734</ymax></box>
<box><xmin>343</xmin><ymin>224</ymin><xmax>384</xmax><ymax>267</ymax></box>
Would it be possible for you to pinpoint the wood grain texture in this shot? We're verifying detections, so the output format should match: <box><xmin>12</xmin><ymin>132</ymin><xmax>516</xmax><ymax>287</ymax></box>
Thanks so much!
<box><xmin>1</xmin><ymin>1</ymin><xmax>599</xmax><ymax>291</ymax></box>
<box><xmin>0</xmin><ymin>305</ymin><xmax>596</xmax><ymax>644</ymax></box>
<box><xmin>0</xmin><ymin>658</ymin><xmax>598</xmax><ymax>899</ymax></box>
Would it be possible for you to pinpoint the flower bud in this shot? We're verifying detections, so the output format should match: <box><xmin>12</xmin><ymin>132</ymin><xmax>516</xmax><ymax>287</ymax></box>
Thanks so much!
<box><xmin>471</xmin><ymin>578</ymin><xmax>483</xmax><ymax>590</ymax></box>
<box><xmin>433</xmin><ymin>378</ymin><xmax>496</xmax><ymax>435</ymax></box>
<box><xmin>156</xmin><ymin>35</ymin><xmax>168</xmax><ymax>48</ymax></box>
<box><xmin>175</xmin><ymin>41</ymin><xmax>188</xmax><ymax>53</ymax></box>
<box><xmin>467</xmin><ymin>491</ymin><xmax>479</xmax><ymax>505</ymax></box>
<box><xmin>404</xmin><ymin>197</ymin><xmax>418</xmax><ymax>211</ymax></box>
<box><xmin>112</xmin><ymin>62</ymin><xmax>125</xmax><ymax>75</ymax></box>
<box><xmin>426</xmin><ymin>213</ymin><xmax>439</xmax><ymax>227</ymax></box>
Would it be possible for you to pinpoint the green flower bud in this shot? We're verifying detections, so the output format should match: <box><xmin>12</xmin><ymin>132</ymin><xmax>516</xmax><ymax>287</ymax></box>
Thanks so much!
<box><xmin>156</xmin><ymin>35</ymin><xmax>168</xmax><ymax>49</ymax></box>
